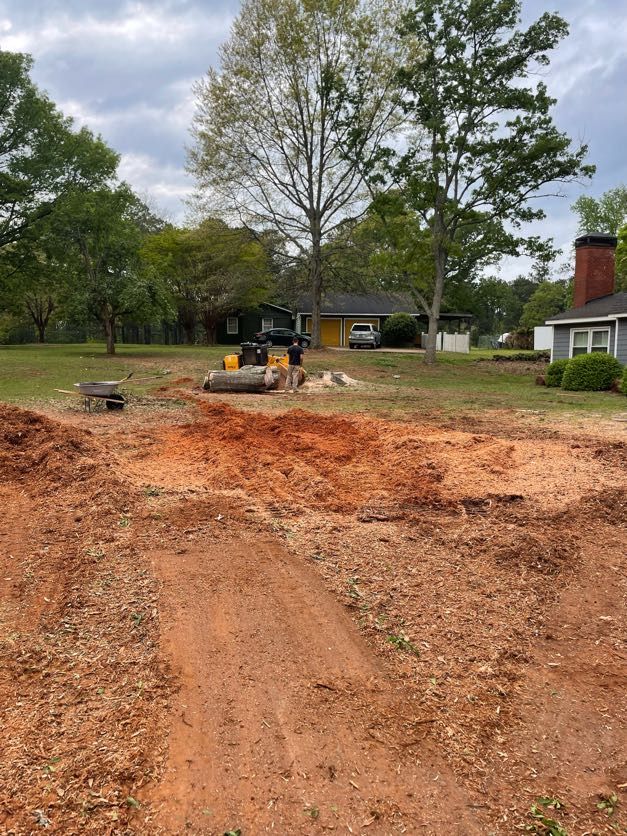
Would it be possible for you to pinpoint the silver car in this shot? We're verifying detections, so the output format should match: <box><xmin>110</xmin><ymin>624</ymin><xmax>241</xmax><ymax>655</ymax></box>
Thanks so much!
<box><xmin>348</xmin><ymin>323</ymin><xmax>381</xmax><ymax>349</ymax></box>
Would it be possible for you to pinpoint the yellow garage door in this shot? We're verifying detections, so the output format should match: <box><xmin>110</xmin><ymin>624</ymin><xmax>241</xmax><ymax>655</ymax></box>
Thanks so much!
<box><xmin>344</xmin><ymin>318</ymin><xmax>380</xmax><ymax>344</ymax></box>
<box><xmin>306</xmin><ymin>317</ymin><xmax>343</xmax><ymax>346</ymax></box>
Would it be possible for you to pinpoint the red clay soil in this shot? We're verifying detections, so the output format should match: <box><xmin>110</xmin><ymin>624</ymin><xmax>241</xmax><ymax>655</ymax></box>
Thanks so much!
<box><xmin>1</xmin><ymin>398</ymin><xmax>626</xmax><ymax>835</ymax></box>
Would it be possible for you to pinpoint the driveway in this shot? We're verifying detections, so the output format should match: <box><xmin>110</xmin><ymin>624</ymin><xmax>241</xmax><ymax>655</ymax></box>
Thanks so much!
<box><xmin>327</xmin><ymin>345</ymin><xmax>425</xmax><ymax>354</ymax></box>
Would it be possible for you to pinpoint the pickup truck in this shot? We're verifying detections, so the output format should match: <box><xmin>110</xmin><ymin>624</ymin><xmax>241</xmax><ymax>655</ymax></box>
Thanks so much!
<box><xmin>348</xmin><ymin>323</ymin><xmax>381</xmax><ymax>349</ymax></box>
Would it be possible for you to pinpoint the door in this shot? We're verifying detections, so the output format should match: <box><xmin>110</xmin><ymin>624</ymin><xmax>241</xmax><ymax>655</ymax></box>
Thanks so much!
<box><xmin>306</xmin><ymin>317</ymin><xmax>342</xmax><ymax>346</ymax></box>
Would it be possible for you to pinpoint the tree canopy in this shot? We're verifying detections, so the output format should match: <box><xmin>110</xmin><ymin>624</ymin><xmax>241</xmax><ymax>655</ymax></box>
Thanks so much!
<box><xmin>572</xmin><ymin>186</ymin><xmax>627</xmax><ymax>237</ymax></box>
<box><xmin>188</xmin><ymin>0</ymin><xmax>405</xmax><ymax>347</ymax></box>
<box><xmin>368</xmin><ymin>0</ymin><xmax>593</xmax><ymax>362</ymax></box>
<box><xmin>0</xmin><ymin>50</ymin><xmax>118</xmax><ymax>251</ymax></box>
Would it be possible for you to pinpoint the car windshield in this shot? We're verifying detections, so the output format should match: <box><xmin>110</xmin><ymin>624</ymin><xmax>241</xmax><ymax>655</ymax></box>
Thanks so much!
<box><xmin>351</xmin><ymin>325</ymin><xmax>371</xmax><ymax>332</ymax></box>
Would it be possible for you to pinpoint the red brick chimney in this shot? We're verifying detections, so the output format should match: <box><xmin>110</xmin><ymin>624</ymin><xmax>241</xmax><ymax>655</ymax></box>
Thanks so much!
<box><xmin>573</xmin><ymin>233</ymin><xmax>617</xmax><ymax>308</ymax></box>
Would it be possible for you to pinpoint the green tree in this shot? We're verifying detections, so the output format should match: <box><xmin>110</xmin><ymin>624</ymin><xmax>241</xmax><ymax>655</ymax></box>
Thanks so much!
<box><xmin>56</xmin><ymin>185</ymin><xmax>169</xmax><ymax>354</ymax></box>
<box><xmin>0</xmin><ymin>50</ymin><xmax>118</xmax><ymax>250</ymax></box>
<box><xmin>142</xmin><ymin>220</ymin><xmax>274</xmax><ymax>345</ymax></box>
<box><xmin>373</xmin><ymin>0</ymin><xmax>593</xmax><ymax>363</ymax></box>
<box><xmin>519</xmin><ymin>280</ymin><xmax>569</xmax><ymax>328</ymax></box>
<box><xmin>616</xmin><ymin>224</ymin><xmax>627</xmax><ymax>292</ymax></box>
<box><xmin>571</xmin><ymin>186</ymin><xmax>627</xmax><ymax>236</ymax></box>
<box><xmin>188</xmin><ymin>0</ymin><xmax>405</xmax><ymax>348</ymax></box>
<box><xmin>0</xmin><ymin>214</ymin><xmax>81</xmax><ymax>342</ymax></box>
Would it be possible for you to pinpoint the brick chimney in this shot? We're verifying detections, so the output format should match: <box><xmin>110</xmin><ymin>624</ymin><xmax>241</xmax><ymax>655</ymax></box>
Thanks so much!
<box><xmin>573</xmin><ymin>233</ymin><xmax>617</xmax><ymax>308</ymax></box>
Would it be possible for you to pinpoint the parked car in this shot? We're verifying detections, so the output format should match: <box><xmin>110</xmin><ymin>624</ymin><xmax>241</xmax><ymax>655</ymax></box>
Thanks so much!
<box><xmin>348</xmin><ymin>323</ymin><xmax>381</xmax><ymax>349</ymax></box>
<box><xmin>254</xmin><ymin>327</ymin><xmax>311</xmax><ymax>348</ymax></box>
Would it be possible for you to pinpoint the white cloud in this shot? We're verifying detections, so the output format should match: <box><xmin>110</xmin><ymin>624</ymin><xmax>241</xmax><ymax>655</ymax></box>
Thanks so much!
<box><xmin>1</xmin><ymin>2</ymin><xmax>231</xmax><ymax>55</ymax></box>
<box><xmin>118</xmin><ymin>151</ymin><xmax>192</xmax><ymax>220</ymax></box>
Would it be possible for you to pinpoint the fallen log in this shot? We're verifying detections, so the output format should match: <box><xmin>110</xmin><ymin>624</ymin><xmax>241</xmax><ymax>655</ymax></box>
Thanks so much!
<box><xmin>206</xmin><ymin>365</ymin><xmax>279</xmax><ymax>393</ymax></box>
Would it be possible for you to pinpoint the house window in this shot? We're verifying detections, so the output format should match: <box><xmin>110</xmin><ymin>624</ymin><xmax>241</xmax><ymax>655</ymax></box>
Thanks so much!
<box><xmin>570</xmin><ymin>328</ymin><xmax>610</xmax><ymax>357</ymax></box>
<box><xmin>226</xmin><ymin>316</ymin><xmax>239</xmax><ymax>335</ymax></box>
<box><xmin>262</xmin><ymin>317</ymin><xmax>273</xmax><ymax>330</ymax></box>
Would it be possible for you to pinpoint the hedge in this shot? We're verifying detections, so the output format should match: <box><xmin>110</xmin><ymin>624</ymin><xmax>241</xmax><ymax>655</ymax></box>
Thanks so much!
<box><xmin>621</xmin><ymin>367</ymin><xmax>627</xmax><ymax>395</ymax></box>
<box><xmin>545</xmin><ymin>358</ymin><xmax>570</xmax><ymax>387</ymax></box>
<box><xmin>561</xmin><ymin>352</ymin><xmax>623</xmax><ymax>391</ymax></box>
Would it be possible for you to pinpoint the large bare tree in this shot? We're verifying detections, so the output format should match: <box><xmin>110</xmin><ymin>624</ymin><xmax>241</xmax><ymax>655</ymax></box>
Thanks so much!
<box><xmin>188</xmin><ymin>0</ymin><xmax>406</xmax><ymax>347</ymax></box>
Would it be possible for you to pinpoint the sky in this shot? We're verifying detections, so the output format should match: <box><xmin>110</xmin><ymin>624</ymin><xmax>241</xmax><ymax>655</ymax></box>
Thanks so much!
<box><xmin>1</xmin><ymin>0</ymin><xmax>626</xmax><ymax>280</ymax></box>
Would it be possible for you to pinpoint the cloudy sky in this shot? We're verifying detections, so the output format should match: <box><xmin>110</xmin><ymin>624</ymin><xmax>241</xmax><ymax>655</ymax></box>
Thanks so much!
<box><xmin>1</xmin><ymin>0</ymin><xmax>626</xmax><ymax>278</ymax></box>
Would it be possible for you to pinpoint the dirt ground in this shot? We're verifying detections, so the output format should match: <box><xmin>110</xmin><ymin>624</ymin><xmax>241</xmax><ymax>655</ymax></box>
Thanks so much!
<box><xmin>0</xmin><ymin>387</ymin><xmax>625</xmax><ymax>835</ymax></box>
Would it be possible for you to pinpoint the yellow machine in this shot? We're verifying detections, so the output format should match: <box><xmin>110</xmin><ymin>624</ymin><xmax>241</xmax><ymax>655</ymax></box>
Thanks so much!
<box><xmin>222</xmin><ymin>354</ymin><xmax>242</xmax><ymax>371</ymax></box>
<box><xmin>267</xmin><ymin>353</ymin><xmax>289</xmax><ymax>370</ymax></box>
<box><xmin>222</xmin><ymin>352</ymin><xmax>288</xmax><ymax>371</ymax></box>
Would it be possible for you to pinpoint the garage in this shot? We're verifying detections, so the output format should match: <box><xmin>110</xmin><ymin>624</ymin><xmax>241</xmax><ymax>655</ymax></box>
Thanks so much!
<box><xmin>306</xmin><ymin>317</ymin><xmax>343</xmax><ymax>346</ymax></box>
<box><xmin>344</xmin><ymin>318</ymin><xmax>380</xmax><ymax>345</ymax></box>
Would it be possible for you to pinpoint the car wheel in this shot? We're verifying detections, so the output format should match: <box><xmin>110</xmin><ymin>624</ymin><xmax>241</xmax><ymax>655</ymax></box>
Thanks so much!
<box><xmin>301</xmin><ymin>340</ymin><xmax>310</xmax><ymax>348</ymax></box>
<box><xmin>266</xmin><ymin>340</ymin><xmax>272</xmax><ymax>348</ymax></box>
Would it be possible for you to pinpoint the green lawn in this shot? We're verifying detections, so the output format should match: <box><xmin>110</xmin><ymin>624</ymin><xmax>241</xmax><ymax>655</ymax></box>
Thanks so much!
<box><xmin>0</xmin><ymin>342</ymin><xmax>624</xmax><ymax>418</ymax></box>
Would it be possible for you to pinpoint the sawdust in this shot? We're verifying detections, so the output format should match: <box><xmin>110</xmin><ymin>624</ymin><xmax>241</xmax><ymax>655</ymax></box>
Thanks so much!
<box><xmin>0</xmin><ymin>405</ymin><xmax>171</xmax><ymax>834</ymax></box>
<box><xmin>2</xmin><ymin>398</ymin><xmax>625</xmax><ymax>835</ymax></box>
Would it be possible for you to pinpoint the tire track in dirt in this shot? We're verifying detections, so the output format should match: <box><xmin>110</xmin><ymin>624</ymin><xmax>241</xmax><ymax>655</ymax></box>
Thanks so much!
<box><xmin>148</xmin><ymin>532</ymin><xmax>483</xmax><ymax>834</ymax></box>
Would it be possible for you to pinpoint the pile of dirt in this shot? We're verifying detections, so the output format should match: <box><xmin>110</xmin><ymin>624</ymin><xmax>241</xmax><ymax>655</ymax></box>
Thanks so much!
<box><xmin>136</xmin><ymin>402</ymin><xmax>448</xmax><ymax>513</ymax></box>
<box><xmin>0</xmin><ymin>405</ymin><xmax>95</xmax><ymax>486</ymax></box>
<box><xmin>0</xmin><ymin>405</ymin><xmax>170</xmax><ymax>834</ymax></box>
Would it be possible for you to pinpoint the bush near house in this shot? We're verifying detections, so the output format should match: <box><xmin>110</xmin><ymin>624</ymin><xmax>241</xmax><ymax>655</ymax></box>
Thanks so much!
<box><xmin>621</xmin><ymin>367</ymin><xmax>627</xmax><ymax>395</ymax></box>
<box><xmin>546</xmin><ymin>358</ymin><xmax>570</xmax><ymax>387</ymax></box>
<box><xmin>381</xmin><ymin>312</ymin><xmax>418</xmax><ymax>346</ymax></box>
<box><xmin>561</xmin><ymin>352</ymin><xmax>623</xmax><ymax>391</ymax></box>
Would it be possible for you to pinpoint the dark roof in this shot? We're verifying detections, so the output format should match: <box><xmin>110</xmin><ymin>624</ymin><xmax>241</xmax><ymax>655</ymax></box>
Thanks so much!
<box><xmin>297</xmin><ymin>292</ymin><xmax>472</xmax><ymax>319</ymax></box>
<box><xmin>546</xmin><ymin>291</ymin><xmax>627</xmax><ymax>322</ymax></box>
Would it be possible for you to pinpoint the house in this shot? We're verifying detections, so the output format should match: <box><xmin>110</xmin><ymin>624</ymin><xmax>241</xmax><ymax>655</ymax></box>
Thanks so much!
<box><xmin>216</xmin><ymin>302</ymin><xmax>294</xmax><ymax>345</ymax></box>
<box><xmin>546</xmin><ymin>234</ymin><xmax>627</xmax><ymax>363</ymax></box>
<box><xmin>295</xmin><ymin>292</ymin><xmax>472</xmax><ymax>347</ymax></box>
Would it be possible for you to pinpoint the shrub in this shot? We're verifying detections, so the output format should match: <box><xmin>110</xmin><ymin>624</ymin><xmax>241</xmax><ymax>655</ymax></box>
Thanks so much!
<box><xmin>381</xmin><ymin>312</ymin><xmax>418</xmax><ymax>346</ymax></box>
<box><xmin>546</xmin><ymin>358</ymin><xmax>570</xmax><ymax>387</ymax></box>
<box><xmin>561</xmin><ymin>352</ymin><xmax>623</xmax><ymax>391</ymax></box>
<box><xmin>621</xmin><ymin>367</ymin><xmax>627</xmax><ymax>395</ymax></box>
<box><xmin>505</xmin><ymin>327</ymin><xmax>534</xmax><ymax>350</ymax></box>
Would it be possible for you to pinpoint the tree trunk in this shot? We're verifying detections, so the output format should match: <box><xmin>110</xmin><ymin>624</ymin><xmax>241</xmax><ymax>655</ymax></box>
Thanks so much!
<box><xmin>104</xmin><ymin>316</ymin><xmax>116</xmax><ymax>355</ymax></box>
<box><xmin>423</xmin><ymin>223</ymin><xmax>447</xmax><ymax>365</ymax></box>
<box><xmin>25</xmin><ymin>296</ymin><xmax>54</xmax><ymax>344</ymax></box>
<box><xmin>309</xmin><ymin>230</ymin><xmax>323</xmax><ymax>349</ymax></box>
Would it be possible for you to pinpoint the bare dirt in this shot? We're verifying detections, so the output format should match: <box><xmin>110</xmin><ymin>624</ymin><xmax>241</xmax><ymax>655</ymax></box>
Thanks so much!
<box><xmin>1</xmin><ymin>394</ymin><xmax>625</xmax><ymax>835</ymax></box>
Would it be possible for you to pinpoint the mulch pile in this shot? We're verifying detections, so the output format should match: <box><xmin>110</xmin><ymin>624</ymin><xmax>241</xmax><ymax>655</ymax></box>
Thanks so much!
<box><xmin>0</xmin><ymin>405</ymin><xmax>171</xmax><ymax>834</ymax></box>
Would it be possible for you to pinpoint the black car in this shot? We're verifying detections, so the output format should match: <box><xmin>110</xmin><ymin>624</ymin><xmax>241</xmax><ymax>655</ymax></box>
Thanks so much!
<box><xmin>254</xmin><ymin>327</ymin><xmax>311</xmax><ymax>348</ymax></box>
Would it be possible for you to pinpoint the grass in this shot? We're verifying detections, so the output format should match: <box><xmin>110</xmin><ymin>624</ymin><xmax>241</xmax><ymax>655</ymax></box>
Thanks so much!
<box><xmin>0</xmin><ymin>342</ymin><xmax>624</xmax><ymax>419</ymax></box>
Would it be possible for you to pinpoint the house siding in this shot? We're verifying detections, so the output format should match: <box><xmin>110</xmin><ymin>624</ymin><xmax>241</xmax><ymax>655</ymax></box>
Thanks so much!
<box><xmin>217</xmin><ymin>305</ymin><xmax>293</xmax><ymax>345</ymax></box>
<box><xmin>616</xmin><ymin>319</ymin><xmax>627</xmax><ymax>365</ymax></box>
<box><xmin>551</xmin><ymin>320</ymin><xmax>617</xmax><ymax>360</ymax></box>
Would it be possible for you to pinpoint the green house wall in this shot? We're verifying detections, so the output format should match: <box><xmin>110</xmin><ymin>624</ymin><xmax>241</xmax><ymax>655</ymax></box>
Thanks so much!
<box><xmin>217</xmin><ymin>305</ymin><xmax>294</xmax><ymax>345</ymax></box>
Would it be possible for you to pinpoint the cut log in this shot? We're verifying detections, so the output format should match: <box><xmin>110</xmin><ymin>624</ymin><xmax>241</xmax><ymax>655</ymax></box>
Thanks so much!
<box><xmin>208</xmin><ymin>365</ymin><xmax>279</xmax><ymax>393</ymax></box>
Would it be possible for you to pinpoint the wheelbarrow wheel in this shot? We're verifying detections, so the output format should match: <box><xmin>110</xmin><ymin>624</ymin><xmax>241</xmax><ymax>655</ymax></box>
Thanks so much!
<box><xmin>105</xmin><ymin>393</ymin><xmax>126</xmax><ymax>410</ymax></box>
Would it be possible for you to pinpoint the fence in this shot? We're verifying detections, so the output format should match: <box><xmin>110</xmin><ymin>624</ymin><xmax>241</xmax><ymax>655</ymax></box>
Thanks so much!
<box><xmin>420</xmin><ymin>332</ymin><xmax>470</xmax><ymax>353</ymax></box>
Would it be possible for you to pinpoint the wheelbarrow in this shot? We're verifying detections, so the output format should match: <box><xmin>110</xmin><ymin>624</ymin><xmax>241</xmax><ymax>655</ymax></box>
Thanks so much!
<box><xmin>54</xmin><ymin>371</ymin><xmax>169</xmax><ymax>412</ymax></box>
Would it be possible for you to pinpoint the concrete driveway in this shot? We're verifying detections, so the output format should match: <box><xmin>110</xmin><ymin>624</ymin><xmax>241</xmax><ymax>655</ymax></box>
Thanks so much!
<box><xmin>327</xmin><ymin>345</ymin><xmax>425</xmax><ymax>354</ymax></box>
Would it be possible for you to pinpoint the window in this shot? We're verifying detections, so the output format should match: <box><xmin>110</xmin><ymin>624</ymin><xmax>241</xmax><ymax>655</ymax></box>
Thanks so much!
<box><xmin>570</xmin><ymin>328</ymin><xmax>610</xmax><ymax>357</ymax></box>
<box><xmin>591</xmin><ymin>330</ymin><xmax>609</xmax><ymax>352</ymax></box>
<box><xmin>262</xmin><ymin>317</ymin><xmax>273</xmax><ymax>330</ymax></box>
<box><xmin>226</xmin><ymin>316</ymin><xmax>239</xmax><ymax>335</ymax></box>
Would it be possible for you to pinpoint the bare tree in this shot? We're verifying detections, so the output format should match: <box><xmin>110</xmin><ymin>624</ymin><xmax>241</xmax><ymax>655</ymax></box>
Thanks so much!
<box><xmin>188</xmin><ymin>0</ymin><xmax>406</xmax><ymax>347</ymax></box>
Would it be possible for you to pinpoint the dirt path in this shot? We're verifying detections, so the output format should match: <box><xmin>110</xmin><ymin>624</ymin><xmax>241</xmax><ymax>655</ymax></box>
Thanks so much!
<box><xmin>148</xmin><ymin>529</ymin><xmax>482</xmax><ymax>833</ymax></box>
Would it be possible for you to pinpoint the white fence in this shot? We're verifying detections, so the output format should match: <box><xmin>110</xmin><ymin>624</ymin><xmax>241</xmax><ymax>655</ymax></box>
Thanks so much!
<box><xmin>421</xmin><ymin>332</ymin><xmax>470</xmax><ymax>353</ymax></box>
<box><xmin>533</xmin><ymin>326</ymin><xmax>553</xmax><ymax>350</ymax></box>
